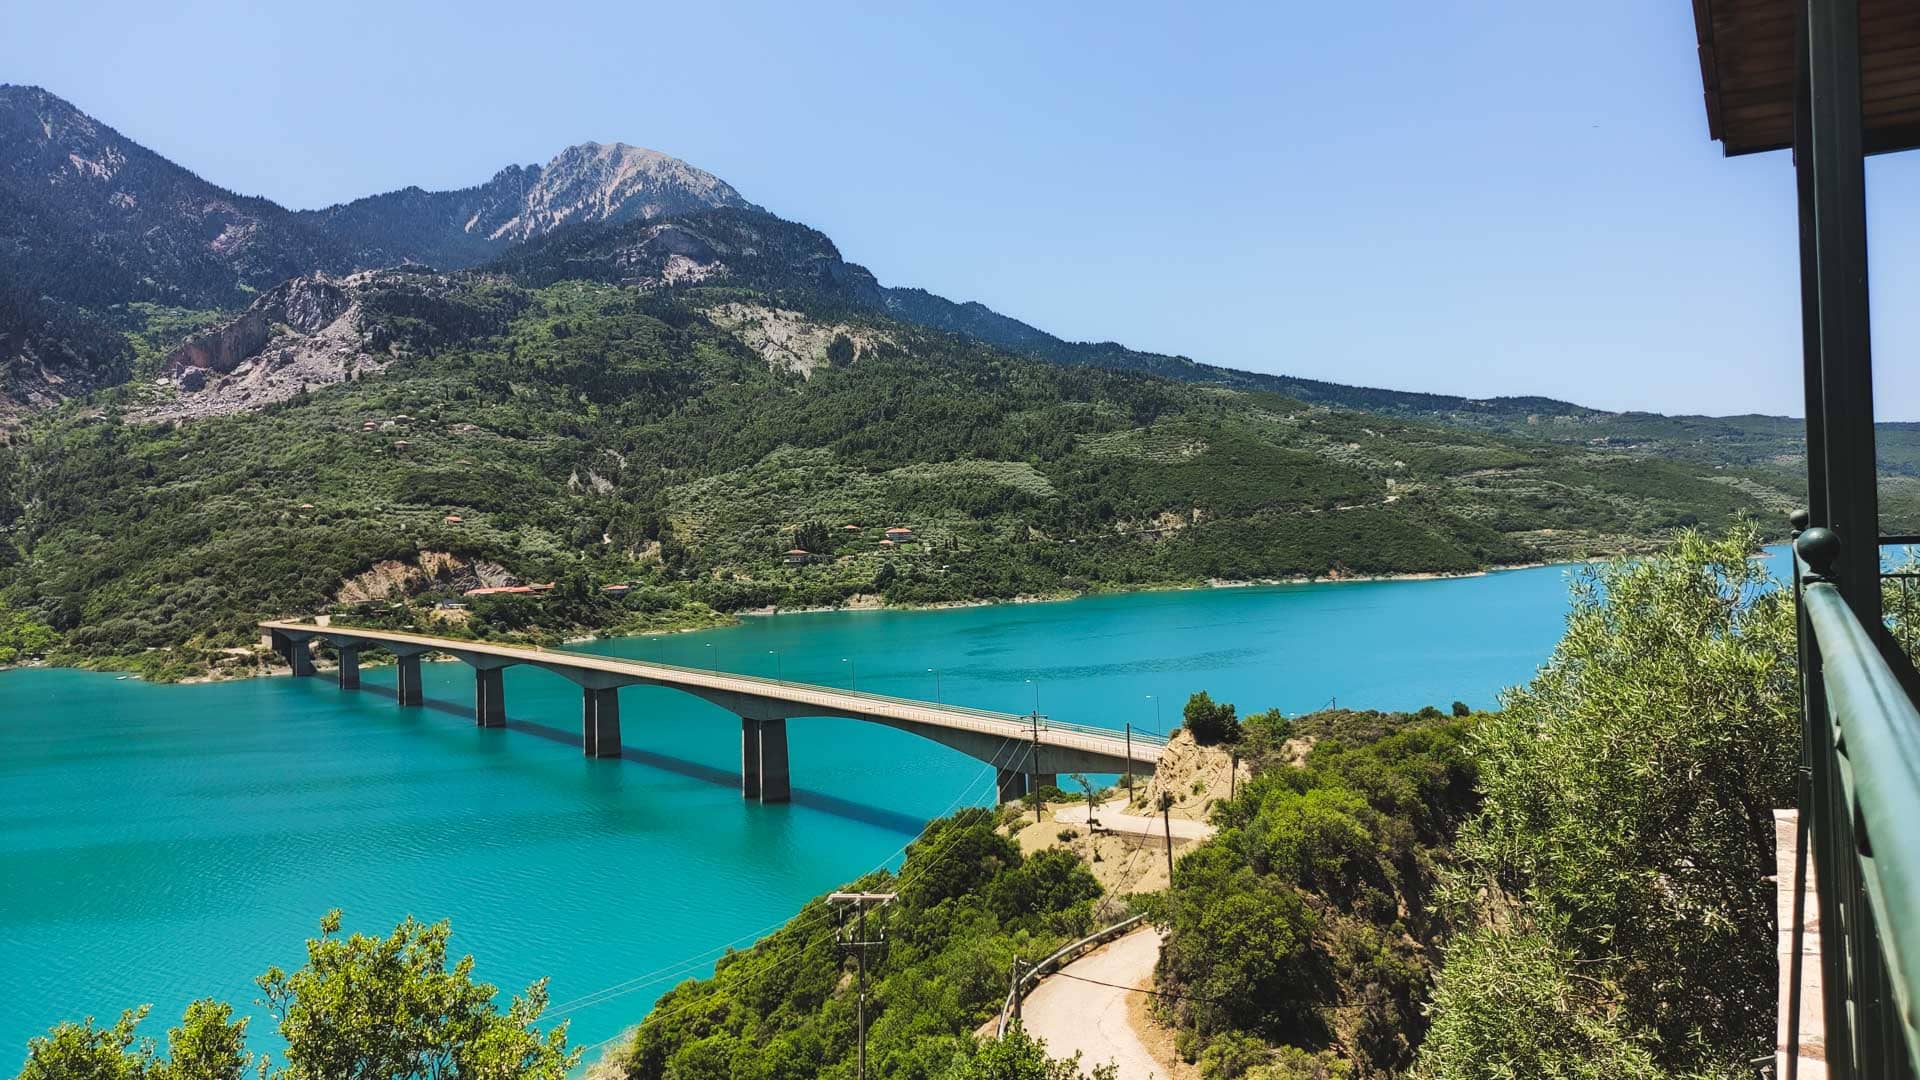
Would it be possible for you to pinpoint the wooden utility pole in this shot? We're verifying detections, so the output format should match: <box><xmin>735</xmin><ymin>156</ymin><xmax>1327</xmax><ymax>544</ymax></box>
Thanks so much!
<box><xmin>830</xmin><ymin>891</ymin><xmax>896</xmax><ymax>1080</ymax></box>
<box><xmin>1030</xmin><ymin>710</ymin><xmax>1043</xmax><ymax>823</ymax></box>
<box><xmin>1158</xmin><ymin>791</ymin><xmax>1175</xmax><ymax>882</ymax></box>
<box><xmin>1009</xmin><ymin>953</ymin><xmax>1023</xmax><ymax>1023</ymax></box>
<box><xmin>1125</xmin><ymin>723</ymin><xmax>1134</xmax><ymax>801</ymax></box>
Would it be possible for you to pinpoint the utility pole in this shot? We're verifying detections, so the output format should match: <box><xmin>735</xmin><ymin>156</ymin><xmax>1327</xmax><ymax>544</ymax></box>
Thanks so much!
<box><xmin>1158</xmin><ymin>791</ymin><xmax>1175</xmax><ymax>882</ymax></box>
<box><xmin>1030</xmin><ymin>708</ymin><xmax>1043</xmax><ymax>824</ymax></box>
<box><xmin>1229</xmin><ymin>751</ymin><xmax>1238</xmax><ymax>800</ymax></box>
<box><xmin>1125</xmin><ymin>723</ymin><xmax>1134</xmax><ymax>802</ymax></box>
<box><xmin>830</xmin><ymin>891</ymin><xmax>896</xmax><ymax>1080</ymax></box>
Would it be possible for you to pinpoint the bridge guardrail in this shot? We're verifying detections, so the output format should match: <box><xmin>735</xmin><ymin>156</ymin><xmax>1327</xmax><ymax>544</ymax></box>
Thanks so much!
<box><xmin>269</xmin><ymin>621</ymin><xmax>1170</xmax><ymax>750</ymax></box>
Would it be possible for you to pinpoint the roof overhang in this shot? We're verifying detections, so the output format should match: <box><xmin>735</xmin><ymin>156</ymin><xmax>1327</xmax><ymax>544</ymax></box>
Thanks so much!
<box><xmin>1692</xmin><ymin>0</ymin><xmax>1920</xmax><ymax>155</ymax></box>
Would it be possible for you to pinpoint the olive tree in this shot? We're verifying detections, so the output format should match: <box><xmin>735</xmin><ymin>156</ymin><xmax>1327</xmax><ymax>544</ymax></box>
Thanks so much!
<box><xmin>1417</xmin><ymin>526</ymin><xmax>1797</xmax><ymax>1076</ymax></box>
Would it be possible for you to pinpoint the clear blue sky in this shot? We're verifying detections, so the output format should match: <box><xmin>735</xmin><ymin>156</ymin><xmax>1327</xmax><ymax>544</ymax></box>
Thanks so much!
<box><xmin>5</xmin><ymin>0</ymin><xmax>1916</xmax><ymax>418</ymax></box>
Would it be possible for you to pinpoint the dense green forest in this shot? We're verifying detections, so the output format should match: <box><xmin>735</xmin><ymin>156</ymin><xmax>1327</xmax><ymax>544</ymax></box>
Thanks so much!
<box><xmin>612</xmin><ymin>807</ymin><xmax>1115</xmax><ymax>1080</ymax></box>
<box><xmin>0</xmin><ymin>273</ymin><xmax>1798</xmax><ymax>679</ymax></box>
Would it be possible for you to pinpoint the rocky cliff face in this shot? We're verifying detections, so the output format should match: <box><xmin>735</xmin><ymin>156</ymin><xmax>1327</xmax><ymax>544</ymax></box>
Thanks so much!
<box><xmin>165</xmin><ymin>276</ymin><xmax>354</xmax><ymax>378</ymax></box>
<box><xmin>143</xmin><ymin>268</ymin><xmax>521</xmax><ymax>422</ymax></box>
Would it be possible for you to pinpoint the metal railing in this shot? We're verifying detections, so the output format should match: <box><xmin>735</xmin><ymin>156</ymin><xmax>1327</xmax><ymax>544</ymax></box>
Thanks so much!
<box><xmin>995</xmin><ymin>913</ymin><xmax>1148</xmax><ymax>1038</ymax></box>
<box><xmin>1791</xmin><ymin>527</ymin><xmax>1920</xmax><ymax>1078</ymax></box>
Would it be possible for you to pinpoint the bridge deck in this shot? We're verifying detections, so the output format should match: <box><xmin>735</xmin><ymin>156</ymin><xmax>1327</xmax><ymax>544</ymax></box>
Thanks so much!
<box><xmin>259</xmin><ymin>621</ymin><xmax>1165</xmax><ymax>768</ymax></box>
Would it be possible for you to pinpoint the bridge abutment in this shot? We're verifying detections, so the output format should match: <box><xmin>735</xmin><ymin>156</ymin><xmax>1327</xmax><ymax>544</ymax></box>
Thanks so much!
<box><xmin>740</xmin><ymin>717</ymin><xmax>791</xmax><ymax>803</ymax></box>
<box><xmin>1031</xmin><ymin>772</ymin><xmax>1058</xmax><ymax>793</ymax></box>
<box><xmin>476</xmin><ymin>668</ymin><xmax>505</xmax><ymax>727</ymax></box>
<box><xmin>582</xmin><ymin>687</ymin><xmax>621</xmax><ymax>758</ymax></box>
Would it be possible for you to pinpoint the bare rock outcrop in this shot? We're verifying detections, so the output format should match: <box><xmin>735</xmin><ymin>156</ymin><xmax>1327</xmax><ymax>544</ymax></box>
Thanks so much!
<box><xmin>333</xmin><ymin>551</ymin><xmax>511</xmax><ymax>604</ymax></box>
<box><xmin>137</xmin><ymin>267</ymin><xmax>508</xmax><ymax>423</ymax></box>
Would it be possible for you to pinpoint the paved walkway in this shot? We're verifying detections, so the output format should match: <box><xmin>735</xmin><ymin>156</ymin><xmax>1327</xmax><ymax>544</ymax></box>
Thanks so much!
<box><xmin>1776</xmin><ymin>809</ymin><xmax>1826</xmax><ymax>1079</ymax></box>
<box><xmin>1019</xmin><ymin>926</ymin><xmax>1166</xmax><ymax>1080</ymax></box>
<box><xmin>1054</xmin><ymin>799</ymin><xmax>1215</xmax><ymax>842</ymax></box>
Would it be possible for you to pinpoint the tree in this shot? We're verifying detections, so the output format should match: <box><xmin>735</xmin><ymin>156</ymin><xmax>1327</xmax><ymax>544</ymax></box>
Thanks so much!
<box><xmin>257</xmin><ymin>910</ymin><xmax>578</xmax><ymax>1080</ymax></box>
<box><xmin>152</xmin><ymin>1001</ymin><xmax>249</xmax><ymax>1080</ymax></box>
<box><xmin>0</xmin><ymin>603</ymin><xmax>57</xmax><ymax>664</ymax></box>
<box><xmin>1418</xmin><ymin>526</ymin><xmax>1797</xmax><ymax>1075</ymax></box>
<box><xmin>15</xmin><ymin>1008</ymin><xmax>154</xmax><ymax>1080</ymax></box>
<box><xmin>1239</xmin><ymin>708</ymin><xmax>1291</xmax><ymax>761</ymax></box>
<box><xmin>14</xmin><ymin>1002</ymin><xmax>249</xmax><ymax>1080</ymax></box>
<box><xmin>792</xmin><ymin>521</ymin><xmax>832</xmax><ymax>554</ymax></box>
<box><xmin>937</xmin><ymin>1026</ymin><xmax>1117</xmax><ymax>1080</ymax></box>
<box><xmin>1416</xmin><ymin>926</ymin><xmax>1663</xmax><ymax>1080</ymax></box>
<box><xmin>1449</xmin><ymin>701</ymin><xmax>1470</xmax><ymax>718</ymax></box>
<box><xmin>1182</xmin><ymin>691</ymin><xmax>1239</xmax><ymax>746</ymax></box>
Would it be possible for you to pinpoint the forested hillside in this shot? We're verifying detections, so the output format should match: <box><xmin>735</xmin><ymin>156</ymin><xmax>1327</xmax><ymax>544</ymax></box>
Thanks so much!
<box><xmin>0</xmin><ymin>270</ymin><xmax>1793</xmax><ymax>678</ymax></box>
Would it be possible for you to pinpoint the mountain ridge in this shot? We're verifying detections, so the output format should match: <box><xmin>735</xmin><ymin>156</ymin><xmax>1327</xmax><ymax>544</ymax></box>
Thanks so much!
<box><xmin>0</xmin><ymin>84</ymin><xmax>1597</xmax><ymax>425</ymax></box>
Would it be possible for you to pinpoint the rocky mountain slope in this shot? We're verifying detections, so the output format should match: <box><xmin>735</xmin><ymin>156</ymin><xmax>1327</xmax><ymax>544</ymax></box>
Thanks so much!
<box><xmin>0</xmin><ymin>85</ymin><xmax>342</xmax><ymax>309</ymax></box>
<box><xmin>291</xmin><ymin>142</ymin><xmax>756</xmax><ymax>271</ymax></box>
<box><xmin>2</xmin><ymin>81</ymin><xmax>1896</xmax><ymax>481</ymax></box>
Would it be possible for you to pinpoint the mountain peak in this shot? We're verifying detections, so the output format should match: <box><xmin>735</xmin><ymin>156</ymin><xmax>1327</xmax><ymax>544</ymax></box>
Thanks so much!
<box><xmin>484</xmin><ymin>141</ymin><xmax>754</xmax><ymax>243</ymax></box>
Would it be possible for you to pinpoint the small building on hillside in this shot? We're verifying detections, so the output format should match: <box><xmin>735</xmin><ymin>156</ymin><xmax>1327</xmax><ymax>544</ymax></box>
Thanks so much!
<box><xmin>600</xmin><ymin>583</ymin><xmax>633</xmax><ymax>597</ymax></box>
<box><xmin>785</xmin><ymin>548</ymin><xmax>815</xmax><ymax>566</ymax></box>
<box><xmin>877</xmin><ymin>538</ymin><xmax>896</xmax><ymax>549</ymax></box>
<box><xmin>443</xmin><ymin>514</ymin><xmax>463</xmax><ymax>525</ymax></box>
<box><xmin>885</xmin><ymin>526</ymin><xmax>914</xmax><ymax>542</ymax></box>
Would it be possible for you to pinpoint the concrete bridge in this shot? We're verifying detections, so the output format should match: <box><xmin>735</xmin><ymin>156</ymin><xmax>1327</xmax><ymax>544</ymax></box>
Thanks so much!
<box><xmin>261</xmin><ymin>621</ymin><xmax>1164</xmax><ymax>804</ymax></box>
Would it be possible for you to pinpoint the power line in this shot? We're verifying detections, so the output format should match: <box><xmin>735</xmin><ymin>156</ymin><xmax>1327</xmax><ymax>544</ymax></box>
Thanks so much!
<box><xmin>556</xmin><ymin>739</ymin><xmax>1032</xmax><ymax>1066</ymax></box>
<box><xmin>546</xmin><ymin>734</ymin><xmax>1029</xmax><ymax>1023</ymax></box>
<box><xmin>1046</xmin><ymin>970</ymin><xmax>1390</xmax><ymax>1014</ymax></box>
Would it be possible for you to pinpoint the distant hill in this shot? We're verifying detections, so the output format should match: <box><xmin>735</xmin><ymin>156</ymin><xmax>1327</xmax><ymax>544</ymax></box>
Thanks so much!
<box><xmin>490</xmin><ymin>208</ymin><xmax>1609</xmax><ymax>428</ymax></box>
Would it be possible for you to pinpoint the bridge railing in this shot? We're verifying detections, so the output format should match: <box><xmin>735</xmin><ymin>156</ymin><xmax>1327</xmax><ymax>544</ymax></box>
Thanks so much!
<box><xmin>291</xmin><ymin>622</ymin><xmax>1169</xmax><ymax>749</ymax></box>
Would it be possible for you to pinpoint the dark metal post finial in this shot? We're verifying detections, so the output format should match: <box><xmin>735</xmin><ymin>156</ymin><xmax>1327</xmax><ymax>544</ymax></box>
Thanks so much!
<box><xmin>1790</xmin><ymin>508</ymin><xmax>1811</xmax><ymax>533</ymax></box>
<box><xmin>1796</xmin><ymin>526</ymin><xmax>1841</xmax><ymax>581</ymax></box>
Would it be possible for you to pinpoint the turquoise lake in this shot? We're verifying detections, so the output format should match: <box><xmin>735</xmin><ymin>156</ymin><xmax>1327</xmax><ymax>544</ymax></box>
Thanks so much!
<box><xmin>0</xmin><ymin>550</ymin><xmax>1795</xmax><ymax>1065</ymax></box>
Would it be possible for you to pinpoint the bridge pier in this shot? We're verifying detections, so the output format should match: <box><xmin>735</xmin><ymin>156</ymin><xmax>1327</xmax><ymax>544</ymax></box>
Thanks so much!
<box><xmin>996</xmin><ymin>768</ymin><xmax>1029</xmax><ymax>804</ymax></box>
<box><xmin>1031</xmin><ymin>772</ymin><xmax>1058</xmax><ymax>793</ymax></box>
<box><xmin>741</xmin><ymin>717</ymin><xmax>791</xmax><ymax>803</ymax></box>
<box><xmin>278</xmin><ymin>634</ymin><xmax>315</xmax><ymax>677</ymax></box>
<box><xmin>475</xmin><ymin>668</ymin><xmax>505</xmax><ymax>728</ymax></box>
<box><xmin>582</xmin><ymin>687</ymin><xmax>621</xmax><ymax>758</ymax></box>
<box><xmin>336</xmin><ymin>647</ymin><xmax>360</xmax><ymax>689</ymax></box>
<box><xmin>395</xmin><ymin>654</ymin><xmax>423</xmax><ymax>706</ymax></box>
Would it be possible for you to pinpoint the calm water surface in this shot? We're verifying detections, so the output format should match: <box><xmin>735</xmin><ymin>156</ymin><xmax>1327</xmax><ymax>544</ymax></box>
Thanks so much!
<box><xmin>0</xmin><ymin>551</ymin><xmax>1792</xmax><ymax>1062</ymax></box>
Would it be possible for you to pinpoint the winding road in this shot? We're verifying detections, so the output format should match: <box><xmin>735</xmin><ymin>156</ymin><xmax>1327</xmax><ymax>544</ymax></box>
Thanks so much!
<box><xmin>1019</xmin><ymin>926</ymin><xmax>1168</xmax><ymax>1080</ymax></box>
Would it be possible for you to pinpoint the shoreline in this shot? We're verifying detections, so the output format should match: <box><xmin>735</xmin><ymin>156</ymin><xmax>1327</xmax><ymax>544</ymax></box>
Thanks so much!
<box><xmin>741</xmin><ymin>558</ymin><xmax>1569</xmax><ymax>620</ymax></box>
<box><xmin>0</xmin><ymin>556</ymin><xmax>1603</xmax><ymax>685</ymax></box>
